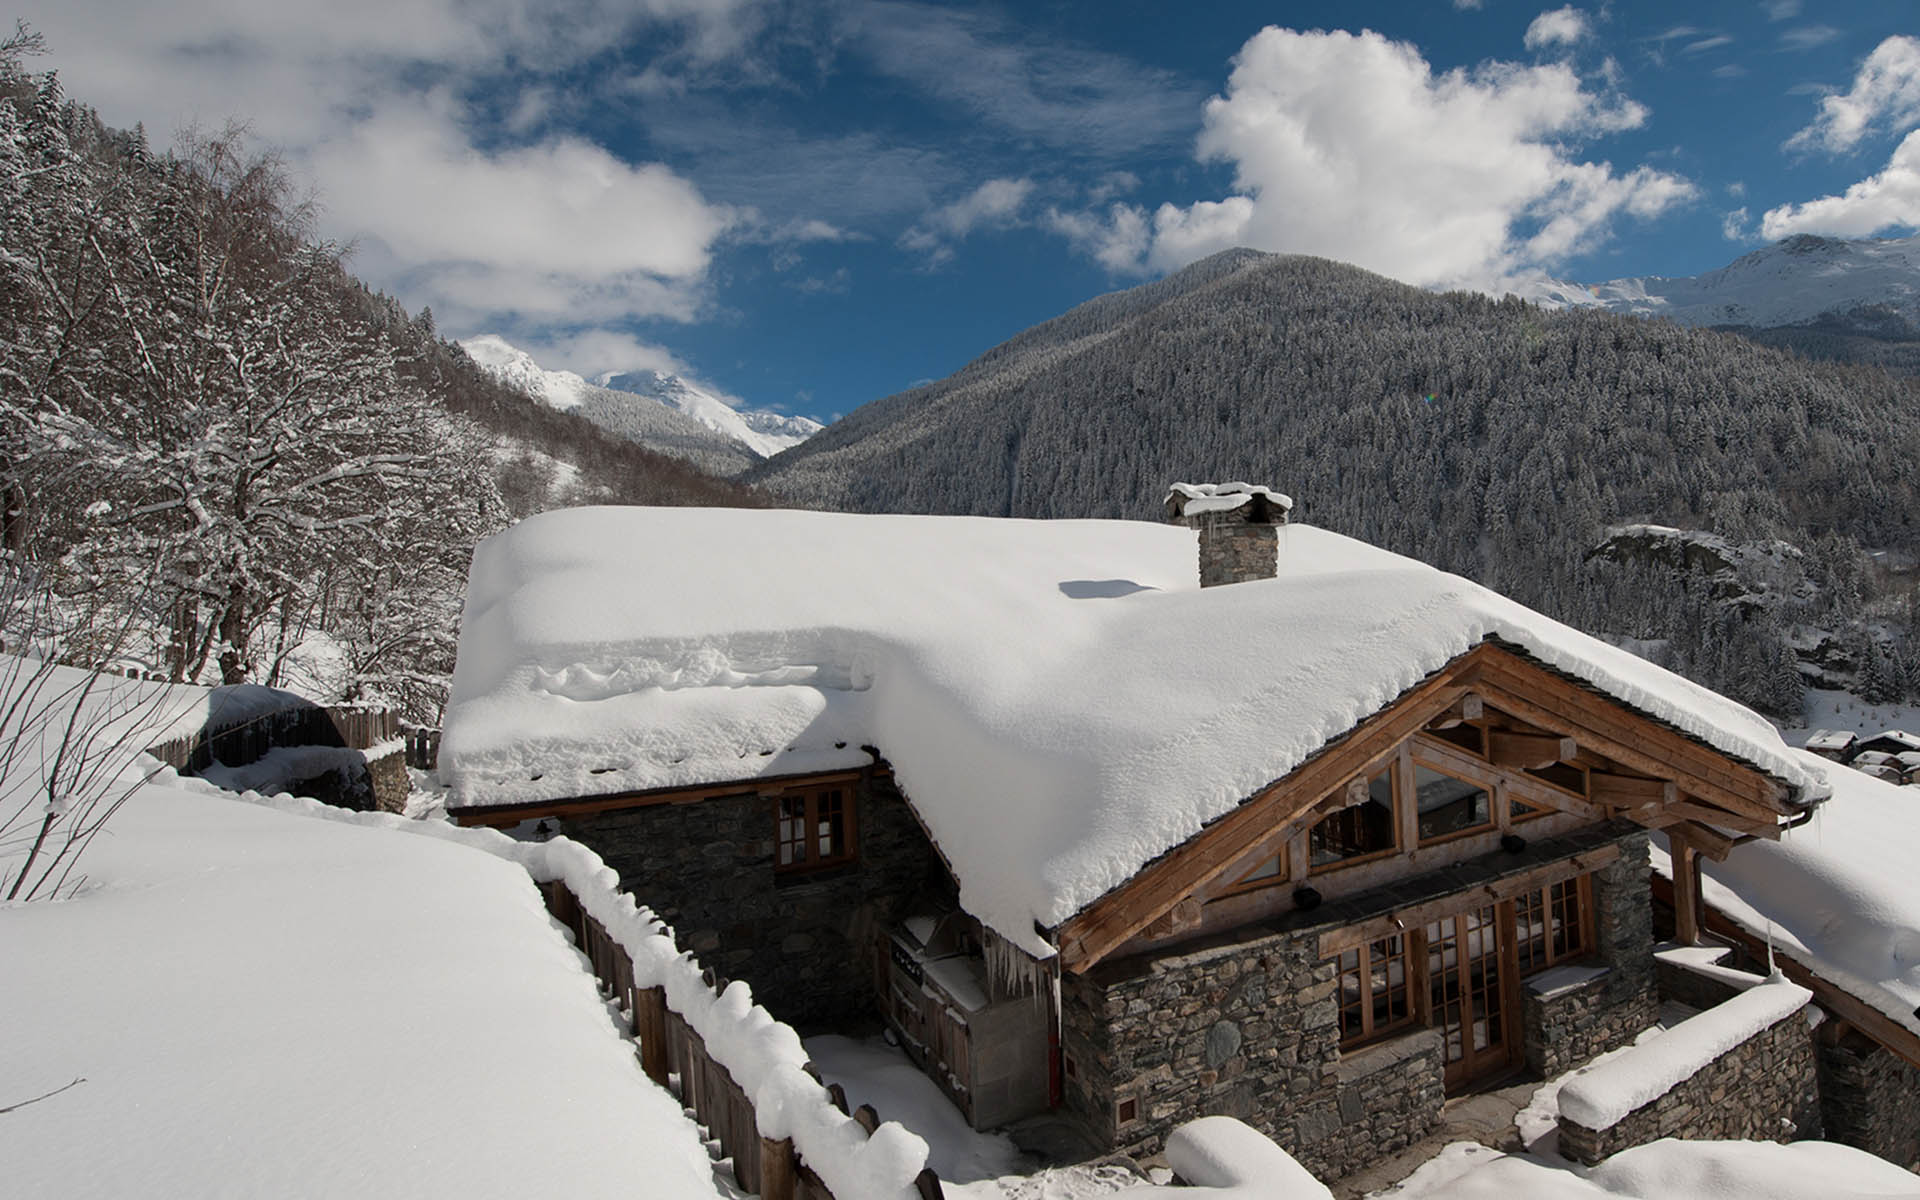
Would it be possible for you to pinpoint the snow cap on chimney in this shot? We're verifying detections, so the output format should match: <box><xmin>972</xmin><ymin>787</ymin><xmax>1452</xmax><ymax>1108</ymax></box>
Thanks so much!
<box><xmin>1165</xmin><ymin>482</ymin><xmax>1293</xmax><ymax>587</ymax></box>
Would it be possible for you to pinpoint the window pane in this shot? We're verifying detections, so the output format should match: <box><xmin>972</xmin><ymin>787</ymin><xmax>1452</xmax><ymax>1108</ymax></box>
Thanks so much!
<box><xmin>778</xmin><ymin>795</ymin><xmax>808</xmax><ymax>865</ymax></box>
<box><xmin>1311</xmin><ymin>766</ymin><xmax>1397</xmax><ymax>867</ymax></box>
<box><xmin>1414</xmin><ymin>765</ymin><xmax>1490</xmax><ymax>842</ymax></box>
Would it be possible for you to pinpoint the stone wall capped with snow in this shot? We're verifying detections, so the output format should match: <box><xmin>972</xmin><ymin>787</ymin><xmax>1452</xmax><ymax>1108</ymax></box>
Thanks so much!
<box><xmin>1557</xmin><ymin>997</ymin><xmax>1820</xmax><ymax>1164</ymax></box>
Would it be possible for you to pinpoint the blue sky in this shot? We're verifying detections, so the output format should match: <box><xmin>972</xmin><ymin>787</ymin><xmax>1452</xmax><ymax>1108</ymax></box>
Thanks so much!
<box><xmin>24</xmin><ymin>1</ymin><xmax>1920</xmax><ymax>424</ymax></box>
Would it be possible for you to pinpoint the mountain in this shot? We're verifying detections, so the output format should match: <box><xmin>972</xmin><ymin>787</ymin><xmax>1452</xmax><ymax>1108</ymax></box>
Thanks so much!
<box><xmin>460</xmin><ymin>335</ymin><xmax>819</xmax><ymax>472</ymax></box>
<box><xmin>747</xmin><ymin>248</ymin><xmax>1920</xmax><ymax>715</ymax></box>
<box><xmin>1534</xmin><ymin>234</ymin><xmax>1920</xmax><ymax>372</ymax></box>
<box><xmin>599</xmin><ymin>369</ymin><xmax>822</xmax><ymax>458</ymax></box>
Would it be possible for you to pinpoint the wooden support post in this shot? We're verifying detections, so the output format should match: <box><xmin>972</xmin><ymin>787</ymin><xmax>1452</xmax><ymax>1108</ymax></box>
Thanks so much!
<box><xmin>636</xmin><ymin>986</ymin><xmax>670</xmax><ymax>1086</ymax></box>
<box><xmin>1672</xmin><ymin>840</ymin><xmax>1702</xmax><ymax>946</ymax></box>
<box><xmin>759</xmin><ymin>1137</ymin><xmax>797</xmax><ymax>1200</ymax></box>
<box><xmin>852</xmin><ymin>1103</ymin><xmax>880</xmax><ymax>1134</ymax></box>
<box><xmin>914</xmin><ymin>1167</ymin><xmax>946</xmax><ymax>1199</ymax></box>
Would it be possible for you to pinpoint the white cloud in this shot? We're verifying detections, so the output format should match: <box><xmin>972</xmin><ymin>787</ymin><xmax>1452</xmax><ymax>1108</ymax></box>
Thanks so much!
<box><xmin>1043</xmin><ymin>204</ymin><xmax>1152</xmax><ymax>275</ymax></box>
<box><xmin>1779</xmin><ymin>26</ymin><xmax>1841</xmax><ymax>52</ymax></box>
<box><xmin>1454</xmin><ymin>0</ymin><xmax>1486</xmax><ymax>10</ymax></box>
<box><xmin>1722</xmin><ymin>207</ymin><xmax>1751</xmax><ymax>240</ymax></box>
<box><xmin>1787</xmin><ymin>35</ymin><xmax>1920</xmax><ymax>153</ymax></box>
<box><xmin>1764</xmin><ymin>0</ymin><xmax>1801</xmax><ymax>20</ymax></box>
<box><xmin>18</xmin><ymin>0</ymin><xmax>757</xmax><ymax>344</ymax></box>
<box><xmin>1084</xmin><ymin>28</ymin><xmax>1691</xmax><ymax>291</ymax></box>
<box><xmin>1683</xmin><ymin>36</ymin><xmax>1733</xmax><ymax>55</ymax></box>
<box><xmin>847</xmin><ymin>1</ymin><xmax>1202</xmax><ymax>158</ymax></box>
<box><xmin>899</xmin><ymin>177</ymin><xmax>1035</xmax><ymax>265</ymax></box>
<box><xmin>1525</xmin><ymin>7</ymin><xmax>1591</xmax><ymax>52</ymax></box>
<box><xmin>1761</xmin><ymin>129</ymin><xmax>1920</xmax><ymax>238</ymax></box>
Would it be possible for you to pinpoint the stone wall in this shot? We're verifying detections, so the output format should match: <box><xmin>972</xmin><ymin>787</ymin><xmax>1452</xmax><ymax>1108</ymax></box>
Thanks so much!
<box><xmin>1524</xmin><ymin>837</ymin><xmax>1659</xmax><ymax>1078</ymax></box>
<box><xmin>1189</xmin><ymin>518</ymin><xmax>1278</xmax><ymax>587</ymax></box>
<box><xmin>561</xmin><ymin>771</ymin><xmax>937</xmax><ymax>1028</ymax></box>
<box><xmin>1557</xmin><ymin>1005</ymin><xmax>1821</xmax><ymax>1164</ymax></box>
<box><xmin>1819</xmin><ymin>1031</ymin><xmax>1920</xmax><ymax>1172</ymax></box>
<box><xmin>1060</xmin><ymin>924</ymin><xmax>1441</xmax><ymax>1181</ymax></box>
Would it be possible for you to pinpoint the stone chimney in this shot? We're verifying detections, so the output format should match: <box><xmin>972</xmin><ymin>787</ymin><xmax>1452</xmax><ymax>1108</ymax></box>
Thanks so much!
<box><xmin>1164</xmin><ymin>482</ymin><xmax>1293</xmax><ymax>587</ymax></box>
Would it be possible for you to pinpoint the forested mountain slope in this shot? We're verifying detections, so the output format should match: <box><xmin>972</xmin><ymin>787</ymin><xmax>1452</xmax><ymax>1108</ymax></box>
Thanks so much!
<box><xmin>751</xmin><ymin>250</ymin><xmax>1920</xmax><ymax>715</ymax></box>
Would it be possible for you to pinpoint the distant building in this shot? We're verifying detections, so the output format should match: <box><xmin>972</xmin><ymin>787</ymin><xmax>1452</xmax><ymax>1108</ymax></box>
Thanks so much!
<box><xmin>1802</xmin><ymin>729</ymin><xmax>1858</xmax><ymax>762</ymax></box>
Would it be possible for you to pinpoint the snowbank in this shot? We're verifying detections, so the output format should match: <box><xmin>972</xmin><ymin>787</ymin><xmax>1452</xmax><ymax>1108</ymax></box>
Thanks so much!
<box><xmin>1159</xmin><ymin>1116</ymin><xmax>1330</xmax><ymax>1197</ymax></box>
<box><xmin>1556</xmin><ymin>977</ymin><xmax>1810</xmax><ymax>1130</ymax></box>
<box><xmin>0</xmin><ymin>777</ymin><xmax>729</xmax><ymax>1200</ymax></box>
<box><xmin>444</xmin><ymin>508</ymin><xmax>1824</xmax><ymax>958</ymax></box>
<box><xmin>1380</xmin><ymin>1138</ymin><xmax>1920</xmax><ymax>1199</ymax></box>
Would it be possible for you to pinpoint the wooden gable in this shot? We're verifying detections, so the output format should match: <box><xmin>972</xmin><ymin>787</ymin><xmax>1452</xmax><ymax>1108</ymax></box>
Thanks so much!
<box><xmin>1051</xmin><ymin>641</ymin><xmax>1803</xmax><ymax>974</ymax></box>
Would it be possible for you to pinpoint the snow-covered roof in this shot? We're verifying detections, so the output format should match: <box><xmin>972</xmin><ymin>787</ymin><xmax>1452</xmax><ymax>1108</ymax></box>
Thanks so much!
<box><xmin>443</xmin><ymin>507</ymin><xmax>1825</xmax><ymax>957</ymax></box>
<box><xmin>1165</xmin><ymin>480</ymin><xmax>1293</xmax><ymax>519</ymax></box>
<box><xmin>1695</xmin><ymin>749</ymin><xmax>1920</xmax><ymax>1040</ymax></box>
<box><xmin>1863</xmin><ymin>729</ymin><xmax>1920</xmax><ymax>751</ymax></box>
<box><xmin>1801</xmin><ymin>729</ymin><xmax>1856</xmax><ymax>751</ymax></box>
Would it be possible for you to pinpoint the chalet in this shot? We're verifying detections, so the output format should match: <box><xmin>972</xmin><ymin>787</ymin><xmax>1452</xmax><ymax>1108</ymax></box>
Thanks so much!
<box><xmin>1857</xmin><ymin>730</ymin><xmax>1920</xmax><ymax>759</ymax></box>
<box><xmin>1802</xmin><ymin>729</ymin><xmax>1858</xmax><ymax>762</ymax></box>
<box><xmin>441</xmin><ymin>493</ymin><xmax>1842</xmax><ymax>1179</ymax></box>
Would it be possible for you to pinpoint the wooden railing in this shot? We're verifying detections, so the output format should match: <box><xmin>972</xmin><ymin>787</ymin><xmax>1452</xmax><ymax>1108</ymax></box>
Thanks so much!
<box><xmin>401</xmin><ymin>725</ymin><xmax>441</xmax><ymax>771</ymax></box>
<box><xmin>540</xmin><ymin>880</ymin><xmax>943</xmax><ymax>1200</ymax></box>
<box><xmin>147</xmin><ymin>702</ymin><xmax>400</xmax><ymax>773</ymax></box>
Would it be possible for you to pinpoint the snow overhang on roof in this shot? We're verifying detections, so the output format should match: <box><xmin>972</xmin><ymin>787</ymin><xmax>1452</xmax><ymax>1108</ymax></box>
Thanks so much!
<box><xmin>442</xmin><ymin>506</ymin><xmax>1826</xmax><ymax>959</ymax></box>
<box><xmin>1165</xmin><ymin>481</ymin><xmax>1294</xmax><ymax>520</ymax></box>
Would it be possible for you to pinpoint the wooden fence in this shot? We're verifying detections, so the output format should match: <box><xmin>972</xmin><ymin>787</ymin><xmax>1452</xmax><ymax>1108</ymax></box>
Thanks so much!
<box><xmin>540</xmin><ymin>881</ymin><xmax>943</xmax><ymax>1200</ymax></box>
<box><xmin>401</xmin><ymin>725</ymin><xmax>441</xmax><ymax>771</ymax></box>
<box><xmin>147</xmin><ymin>702</ymin><xmax>400</xmax><ymax>773</ymax></box>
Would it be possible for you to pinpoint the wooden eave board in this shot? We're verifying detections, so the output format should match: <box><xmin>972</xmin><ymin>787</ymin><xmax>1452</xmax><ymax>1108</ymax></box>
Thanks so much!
<box><xmin>447</xmin><ymin>767</ymin><xmax>874</xmax><ymax>827</ymax></box>
<box><xmin>1054</xmin><ymin>641</ymin><xmax>1798</xmax><ymax>974</ymax></box>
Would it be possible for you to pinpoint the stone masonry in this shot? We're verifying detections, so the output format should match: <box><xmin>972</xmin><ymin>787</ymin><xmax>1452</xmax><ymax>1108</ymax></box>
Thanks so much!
<box><xmin>561</xmin><ymin>770</ymin><xmax>937</xmax><ymax>1027</ymax></box>
<box><xmin>1818</xmin><ymin>1031</ymin><xmax>1920</xmax><ymax>1172</ymax></box>
<box><xmin>1523</xmin><ymin>836</ymin><xmax>1659</xmax><ymax>1079</ymax></box>
<box><xmin>1060</xmin><ymin>923</ymin><xmax>1442</xmax><ymax>1181</ymax></box>
<box><xmin>1557</xmin><ymin>1002</ymin><xmax>1821</xmax><ymax>1163</ymax></box>
<box><xmin>1191</xmin><ymin>517</ymin><xmax>1278</xmax><ymax>588</ymax></box>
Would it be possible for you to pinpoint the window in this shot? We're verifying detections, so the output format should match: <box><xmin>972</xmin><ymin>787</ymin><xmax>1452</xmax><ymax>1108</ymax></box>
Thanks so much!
<box><xmin>1414</xmin><ymin>763</ymin><xmax>1491</xmax><ymax>844</ymax></box>
<box><xmin>774</xmin><ymin>787</ymin><xmax>856</xmax><ymax>871</ymax></box>
<box><xmin>1310</xmin><ymin>764</ymin><xmax>1397</xmax><ymax>870</ymax></box>
<box><xmin>1224</xmin><ymin>843</ymin><xmax>1288</xmax><ymax>892</ymax></box>
<box><xmin>1333</xmin><ymin>934</ymin><xmax>1414</xmax><ymax>1047</ymax></box>
<box><xmin>1515</xmin><ymin>876</ymin><xmax>1591</xmax><ymax>975</ymax></box>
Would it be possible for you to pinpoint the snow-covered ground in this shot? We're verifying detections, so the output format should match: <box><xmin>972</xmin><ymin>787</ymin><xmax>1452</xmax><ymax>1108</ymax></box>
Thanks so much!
<box><xmin>1780</xmin><ymin>688</ymin><xmax>1920</xmax><ymax>748</ymax></box>
<box><xmin>0</xmin><ymin>776</ymin><xmax>729</xmax><ymax>1199</ymax></box>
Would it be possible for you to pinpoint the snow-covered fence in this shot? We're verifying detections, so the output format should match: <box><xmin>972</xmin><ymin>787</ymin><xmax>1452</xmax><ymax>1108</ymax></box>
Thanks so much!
<box><xmin>1556</xmin><ymin>976</ymin><xmax>1818</xmax><ymax>1163</ymax></box>
<box><xmin>401</xmin><ymin>724</ymin><xmax>440</xmax><ymax>771</ymax></box>
<box><xmin>155</xmin><ymin>767</ymin><xmax>935</xmax><ymax>1200</ymax></box>
<box><xmin>146</xmin><ymin>700</ymin><xmax>399</xmax><ymax>774</ymax></box>
<box><xmin>536</xmin><ymin>869</ymin><xmax>939</xmax><ymax>1200</ymax></box>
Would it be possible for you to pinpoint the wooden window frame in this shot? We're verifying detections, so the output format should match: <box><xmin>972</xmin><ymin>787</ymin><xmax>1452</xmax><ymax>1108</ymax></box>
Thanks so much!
<box><xmin>1410</xmin><ymin>757</ymin><xmax>1496</xmax><ymax>847</ymax></box>
<box><xmin>774</xmin><ymin>786</ymin><xmax>858</xmax><ymax>873</ymax></box>
<box><xmin>1307</xmin><ymin>762</ymin><xmax>1401</xmax><ymax>876</ymax></box>
<box><xmin>1514</xmin><ymin>874</ymin><xmax>1594</xmax><ymax>977</ymax></box>
<box><xmin>1220</xmin><ymin>841</ymin><xmax>1291</xmax><ymax>894</ymax></box>
<box><xmin>1332</xmin><ymin>933</ymin><xmax>1417</xmax><ymax>1049</ymax></box>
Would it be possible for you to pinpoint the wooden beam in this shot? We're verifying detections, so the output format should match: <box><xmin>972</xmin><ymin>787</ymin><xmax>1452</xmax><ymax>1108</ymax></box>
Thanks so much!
<box><xmin>1318</xmin><ymin>843</ymin><xmax>1621</xmax><ymax>956</ymax></box>
<box><xmin>1669</xmin><ymin>820</ymin><xmax>1740</xmax><ymax>863</ymax></box>
<box><xmin>1430</xmin><ymin>693</ymin><xmax>1485</xmax><ymax>730</ymax></box>
<box><xmin>1590</xmin><ymin>772</ymin><xmax>1675</xmax><ymax>806</ymax></box>
<box><xmin>1671</xmin><ymin>841</ymin><xmax>1701</xmax><ymax>945</ymax></box>
<box><xmin>448</xmin><ymin>769</ymin><xmax>871</xmax><ymax>827</ymax></box>
<box><xmin>1054</xmin><ymin>649</ymin><xmax>1493</xmax><ymax>972</ymax></box>
<box><xmin>1489</xmin><ymin>731</ymin><xmax>1576</xmax><ymax>769</ymax></box>
<box><xmin>1411</xmin><ymin>733</ymin><xmax>1605</xmax><ymax>821</ymax></box>
<box><xmin>1473</xmin><ymin>653</ymin><xmax>1791</xmax><ymax>813</ymax></box>
<box><xmin>1471</xmin><ymin>676</ymin><xmax>1786</xmax><ymax>826</ymax></box>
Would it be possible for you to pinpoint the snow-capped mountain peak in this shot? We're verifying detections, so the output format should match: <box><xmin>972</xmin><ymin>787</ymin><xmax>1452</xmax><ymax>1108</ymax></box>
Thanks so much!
<box><xmin>1519</xmin><ymin>232</ymin><xmax>1920</xmax><ymax>334</ymax></box>
<box><xmin>459</xmin><ymin>334</ymin><xmax>592</xmax><ymax>411</ymax></box>
<box><xmin>599</xmin><ymin>369</ymin><xmax>823</xmax><ymax>458</ymax></box>
<box><xmin>457</xmin><ymin>335</ymin><xmax>824</xmax><ymax>465</ymax></box>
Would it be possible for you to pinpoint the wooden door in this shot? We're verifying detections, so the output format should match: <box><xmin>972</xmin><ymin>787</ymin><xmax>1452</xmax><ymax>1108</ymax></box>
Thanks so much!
<box><xmin>1426</xmin><ymin>903</ymin><xmax>1516</xmax><ymax>1089</ymax></box>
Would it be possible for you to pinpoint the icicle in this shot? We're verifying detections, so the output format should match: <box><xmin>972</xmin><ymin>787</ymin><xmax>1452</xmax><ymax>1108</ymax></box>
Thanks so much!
<box><xmin>1766</xmin><ymin>919</ymin><xmax>1778</xmax><ymax>977</ymax></box>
